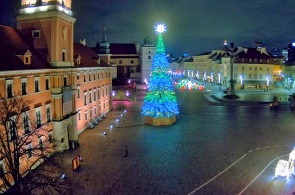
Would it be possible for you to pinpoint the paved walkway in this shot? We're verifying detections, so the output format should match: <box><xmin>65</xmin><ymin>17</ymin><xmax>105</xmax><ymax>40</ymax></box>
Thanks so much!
<box><xmin>58</xmin><ymin>84</ymin><xmax>294</xmax><ymax>194</ymax></box>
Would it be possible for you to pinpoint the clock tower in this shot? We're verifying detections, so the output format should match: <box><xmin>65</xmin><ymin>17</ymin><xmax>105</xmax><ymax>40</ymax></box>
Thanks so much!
<box><xmin>16</xmin><ymin>0</ymin><xmax>76</xmax><ymax>67</ymax></box>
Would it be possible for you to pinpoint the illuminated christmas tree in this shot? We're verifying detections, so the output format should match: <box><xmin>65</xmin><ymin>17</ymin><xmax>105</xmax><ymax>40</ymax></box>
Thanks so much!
<box><xmin>142</xmin><ymin>24</ymin><xmax>179</xmax><ymax>125</ymax></box>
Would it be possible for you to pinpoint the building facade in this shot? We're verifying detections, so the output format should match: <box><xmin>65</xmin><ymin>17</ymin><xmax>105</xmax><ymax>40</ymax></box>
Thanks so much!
<box><xmin>0</xmin><ymin>0</ymin><xmax>112</xmax><ymax>190</ymax></box>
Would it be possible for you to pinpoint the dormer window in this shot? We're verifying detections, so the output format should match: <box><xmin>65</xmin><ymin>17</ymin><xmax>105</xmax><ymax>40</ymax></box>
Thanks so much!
<box><xmin>74</xmin><ymin>54</ymin><xmax>81</xmax><ymax>65</ymax></box>
<box><xmin>32</xmin><ymin>30</ymin><xmax>40</xmax><ymax>38</ymax></box>
<box><xmin>15</xmin><ymin>49</ymin><xmax>32</xmax><ymax>65</ymax></box>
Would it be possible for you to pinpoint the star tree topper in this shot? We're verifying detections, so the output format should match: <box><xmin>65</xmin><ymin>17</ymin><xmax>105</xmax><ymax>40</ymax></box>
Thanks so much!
<box><xmin>154</xmin><ymin>23</ymin><xmax>167</xmax><ymax>34</ymax></box>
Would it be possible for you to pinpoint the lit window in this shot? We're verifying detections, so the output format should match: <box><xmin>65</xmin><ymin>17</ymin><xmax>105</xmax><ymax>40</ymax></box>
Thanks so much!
<box><xmin>6</xmin><ymin>80</ymin><xmax>13</xmax><ymax>98</ymax></box>
<box><xmin>0</xmin><ymin>159</ymin><xmax>5</xmax><ymax>177</ymax></box>
<box><xmin>84</xmin><ymin>92</ymin><xmax>87</xmax><ymax>105</ymax></box>
<box><xmin>26</xmin><ymin>143</ymin><xmax>32</xmax><ymax>158</ymax></box>
<box><xmin>21</xmin><ymin>78</ymin><xmax>27</xmax><ymax>95</ymax></box>
<box><xmin>34</xmin><ymin>77</ymin><xmax>40</xmax><ymax>92</ymax></box>
<box><xmin>46</xmin><ymin>104</ymin><xmax>51</xmax><ymax>123</ymax></box>
<box><xmin>48</xmin><ymin>131</ymin><xmax>53</xmax><ymax>144</ymax></box>
<box><xmin>23</xmin><ymin>111</ymin><xmax>30</xmax><ymax>134</ymax></box>
<box><xmin>78</xmin><ymin>110</ymin><xmax>81</xmax><ymax>121</ymax></box>
<box><xmin>64</xmin><ymin>75</ymin><xmax>67</xmax><ymax>86</ymax></box>
<box><xmin>98</xmin><ymin>87</ymin><xmax>100</xmax><ymax>99</ymax></box>
<box><xmin>77</xmin><ymin>86</ymin><xmax>81</xmax><ymax>98</ymax></box>
<box><xmin>89</xmin><ymin>91</ymin><xmax>92</xmax><ymax>103</ymax></box>
<box><xmin>35</xmin><ymin>107</ymin><xmax>41</xmax><ymax>128</ymax></box>
<box><xmin>39</xmin><ymin>136</ymin><xmax>44</xmax><ymax>149</ymax></box>
<box><xmin>8</xmin><ymin>116</ymin><xmax>17</xmax><ymax>141</ymax></box>
<box><xmin>84</xmin><ymin>111</ymin><xmax>88</xmax><ymax>120</ymax></box>
<box><xmin>45</xmin><ymin>76</ymin><xmax>50</xmax><ymax>90</ymax></box>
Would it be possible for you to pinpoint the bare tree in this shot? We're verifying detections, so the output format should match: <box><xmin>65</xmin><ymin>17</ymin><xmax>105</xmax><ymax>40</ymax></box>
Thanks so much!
<box><xmin>0</xmin><ymin>93</ymin><xmax>72</xmax><ymax>195</ymax></box>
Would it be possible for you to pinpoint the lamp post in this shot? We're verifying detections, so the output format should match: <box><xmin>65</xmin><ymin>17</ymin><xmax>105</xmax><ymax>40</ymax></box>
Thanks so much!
<box><xmin>229</xmin><ymin>41</ymin><xmax>236</xmax><ymax>95</ymax></box>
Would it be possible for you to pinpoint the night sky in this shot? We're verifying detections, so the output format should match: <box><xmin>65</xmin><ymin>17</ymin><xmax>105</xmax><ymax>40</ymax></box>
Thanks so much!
<box><xmin>1</xmin><ymin>0</ymin><xmax>295</xmax><ymax>56</ymax></box>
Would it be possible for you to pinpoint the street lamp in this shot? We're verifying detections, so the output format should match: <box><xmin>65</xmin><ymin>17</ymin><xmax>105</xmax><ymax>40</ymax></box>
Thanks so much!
<box><xmin>229</xmin><ymin>41</ymin><xmax>236</xmax><ymax>95</ymax></box>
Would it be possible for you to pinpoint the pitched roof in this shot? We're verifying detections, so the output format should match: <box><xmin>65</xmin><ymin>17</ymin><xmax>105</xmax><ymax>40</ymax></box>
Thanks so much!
<box><xmin>236</xmin><ymin>48</ymin><xmax>271</xmax><ymax>59</ymax></box>
<box><xmin>73</xmin><ymin>42</ymin><xmax>108</xmax><ymax>67</ymax></box>
<box><xmin>109</xmin><ymin>43</ymin><xmax>137</xmax><ymax>54</ymax></box>
<box><xmin>0</xmin><ymin>25</ymin><xmax>52</xmax><ymax>71</ymax></box>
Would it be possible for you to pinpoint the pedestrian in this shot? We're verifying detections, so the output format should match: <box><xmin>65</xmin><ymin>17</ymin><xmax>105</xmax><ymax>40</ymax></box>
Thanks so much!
<box><xmin>125</xmin><ymin>145</ymin><xmax>128</xmax><ymax>157</ymax></box>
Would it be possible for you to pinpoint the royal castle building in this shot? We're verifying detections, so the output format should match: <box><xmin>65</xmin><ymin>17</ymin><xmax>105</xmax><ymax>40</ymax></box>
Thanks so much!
<box><xmin>0</xmin><ymin>0</ymin><xmax>112</xmax><ymax>185</ymax></box>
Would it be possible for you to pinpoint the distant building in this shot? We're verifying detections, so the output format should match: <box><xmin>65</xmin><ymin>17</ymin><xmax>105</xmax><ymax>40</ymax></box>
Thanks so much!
<box><xmin>92</xmin><ymin>30</ymin><xmax>140</xmax><ymax>80</ymax></box>
<box><xmin>287</xmin><ymin>42</ymin><xmax>295</xmax><ymax>63</ymax></box>
<box><xmin>141</xmin><ymin>36</ymin><xmax>156</xmax><ymax>83</ymax></box>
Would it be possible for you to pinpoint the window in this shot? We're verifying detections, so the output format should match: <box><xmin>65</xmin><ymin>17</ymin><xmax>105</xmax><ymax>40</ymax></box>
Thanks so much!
<box><xmin>45</xmin><ymin>77</ymin><xmax>50</xmax><ymax>90</ymax></box>
<box><xmin>103</xmin><ymin>101</ymin><xmax>105</xmax><ymax>108</ymax></box>
<box><xmin>35</xmin><ymin>107</ymin><xmax>41</xmax><ymax>128</ymax></box>
<box><xmin>249</xmin><ymin>74</ymin><xmax>252</xmax><ymax>79</ymax></box>
<box><xmin>34</xmin><ymin>77</ymin><xmax>40</xmax><ymax>92</ymax></box>
<box><xmin>105</xmin><ymin>85</ymin><xmax>108</xmax><ymax>96</ymax></box>
<box><xmin>39</xmin><ymin>136</ymin><xmax>44</xmax><ymax>149</ymax></box>
<box><xmin>119</xmin><ymin>60</ymin><xmax>122</xmax><ymax>64</ymax></box>
<box><xmin>64</xmin><ymin>75</ymin><xmax>67</xmax><ymax>86</ymax></box>
<box><xmin>23</xmin><ymin>112</ymin><xmax>30</xmax><ymax>134</ymax></box>
<box><xmin>46</xmin><ymin>104</ymin><xmax>51</xmax><ymax>123</ymax></box>
<box><xmin>249</xmin><ymin>67</ymin><xmax>252</xmax><ymax>70</ymax></box>
<box><xmin>48</xmin><ymin>131</ymin><xmax>53</xmax><ymax>144</ymax></box>
<box><xmin>102</xmin><ymin>86</ymin><xmax>104</xmax><ymax>97</ymax></box>
<box><xmin>90</xmin><ymin>108</ymin><xmax>92</xmax><ymax>118</ymax></box>
<box><xmin>78</xmin><ymin>111</ymin><xmax>81</xmax><ymax>121</ymax></box>
<box><xmin>62</xmin><ymin>49</ymin><xmax>66</xmax><ymax>61</ymax></box>
<box><xmin>84</xmin><ymin>73</ymin><xmax>86</xmax><ymax>82</ymax></box>
<box><xmin>94</xmin><ymin>89</ymin><xmax>96</xmax><ymax>101</ymax></box>
<box><xmin>98</xmin><ymin>72</ymin><xmax>100</xmax><ymax>80</ymax></box>
<box><xmin>94</xmin><ymin>72</ymin><xmax>96</xmax><ymax>80</ymax></box>
<box><xmin>84</xmin><ymin>111</ymin><xmax>88</xmax><ymax>120</ymax></box>
<box><xmin>21</xmin><ymin>78</ymin><xmax>27</xmax><ymax>95</ymax></box>
<box><xmin>260</xmin><ymin>67</ymin><xmax>262</xmax><ymax>70</ymax></box>
<box><xmin>32</xmin><ymin>30</ymin><xmax>40</xmax><ymax>38</ymax></box>
<box><xmin>0</xmin><ymin>159</ymin><xmax>5</xmax><ymax>177</ymax></box>
<box><xmin>8</xmin><ymin>116</ymin><xmax>17</xmax><ymax>141</ymax></box>
<box><xmin>255</xmin><ymin>74</ymin><xmax>257</xmax><ymax>79</ymax></box>
<box><xmin>84</xmin><ymin>92</ymin><xmax>87</xmax><ymax>106</ymax></box>
<box><xmin>6</xmin><ymin>80</ymin><xmax>13</xmax><ymax>98</ymax></box>
<box><xmin>89</xmin><ymin>91</ymin><xmax>92</xmax><ymax>103</ymax></box>
<box><xmin>77</xmin><ymin>73</ymin><xmax>80</xmax><ymax>80</ymax></box>
<box><xmin>102</xmin><ymin>72</ymin><xmax>104</xmax><ymax>79</ymax></box>
<box><xmin>108</xmin><ymin>71</ymin><xmax>111</xmax><ymax>77</ymax></box>
<box><xmin>260</xmin><ymin>74</ymin><xmax>262</xmax><ymax>79</ymax></box>
<box><xmin>26</xmin><ymin>143</ymin><xmax>32</xmax><ymax>158</ymax></box>
<box><xmin>89</xmin><ymin>72</ymin><xmax>91</xmax><ymax>81</ymax></box>
<box><xmin>94</xmin><ymin>106</ymin><xmax>97</xmax><ymax>115</ymax></box>
<box><xmin>98</xmin><ymin>87</ymin><xmax>100</xmax><ymax>99</ymax></box>
<box><xmin>254</xmin><ymin>67</ymin><xmax>257</xmax><ymax>71</ymax></box>
<box><xmin>148</xmin><ymin>56</ymin><xmax>151</xmax><ymax>60</ymax></box>
<box><xmin>77</xmin><ymin>86</ymin><xmax>81</xmax><ymax>98</ymax></box>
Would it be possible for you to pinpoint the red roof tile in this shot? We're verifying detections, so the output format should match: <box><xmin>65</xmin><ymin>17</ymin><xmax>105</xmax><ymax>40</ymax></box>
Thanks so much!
<box><xmin>0</xmin><ymin>25</ymin><xmax>52</xmax><ymax>71</ymax></box>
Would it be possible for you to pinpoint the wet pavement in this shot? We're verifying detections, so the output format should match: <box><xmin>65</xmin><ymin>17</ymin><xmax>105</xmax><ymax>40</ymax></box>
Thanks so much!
<box><xmin>59</xmin><ymin>84</ymin><xmax>295</xmax><ymax>195</ymax></box>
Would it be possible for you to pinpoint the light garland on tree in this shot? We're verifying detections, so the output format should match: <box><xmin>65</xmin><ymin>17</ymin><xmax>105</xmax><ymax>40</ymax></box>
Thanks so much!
<box><xmin>142</xmin><ymin>23</ymin><xmax>179</xmax><ymax>118</ymax></box>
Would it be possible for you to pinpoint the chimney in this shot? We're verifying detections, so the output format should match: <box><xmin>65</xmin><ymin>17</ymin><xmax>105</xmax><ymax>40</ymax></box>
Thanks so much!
<box><xmin>80</xmin><ymin>39</ymin><xmax>86</xmax><ymax>46</ymax></box>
